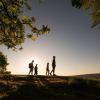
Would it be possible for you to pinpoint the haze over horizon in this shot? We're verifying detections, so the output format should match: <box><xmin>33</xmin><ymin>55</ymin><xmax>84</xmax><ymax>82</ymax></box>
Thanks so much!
<box><xmin>0</xmin><ymin>0</ymin><xmax>100</xmax><ymax>76</ymax></box>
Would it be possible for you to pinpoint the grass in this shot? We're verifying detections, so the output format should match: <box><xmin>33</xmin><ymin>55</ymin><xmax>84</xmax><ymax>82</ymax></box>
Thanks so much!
<box><xmin>0</xmin><ymin>75</ymin><xmax>100</xmax><ymax>100</ymax></box>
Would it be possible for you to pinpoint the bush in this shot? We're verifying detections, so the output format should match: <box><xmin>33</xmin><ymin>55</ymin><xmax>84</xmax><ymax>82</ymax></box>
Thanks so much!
<box><xmin>68</xmin><ymin>78</ymin><xmax>88</xmax><ymax>89</ymax></box>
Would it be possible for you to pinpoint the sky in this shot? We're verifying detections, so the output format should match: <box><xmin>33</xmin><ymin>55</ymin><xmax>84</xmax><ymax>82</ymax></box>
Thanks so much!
<box><xmin>0</xmin><ymin>0</ymin><xmax>100</xmax><ymax>75</ymax></box>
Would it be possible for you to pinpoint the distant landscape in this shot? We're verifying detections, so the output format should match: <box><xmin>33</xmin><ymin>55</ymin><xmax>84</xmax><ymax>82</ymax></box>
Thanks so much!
<box><xmin>75</xmin><ymin>73</ymin><xmax>100</xmax><ymax>79</ymax></box>
<box><xmin>0</xmin><ymin>73</ymin><xmax>100</xmax><ymax>100</ymax></box>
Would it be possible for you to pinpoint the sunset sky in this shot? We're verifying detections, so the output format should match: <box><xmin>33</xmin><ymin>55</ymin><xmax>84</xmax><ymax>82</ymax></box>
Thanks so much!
<box><xmin>0</xmin><ymin>0</ymin><xmax>100</xmax><ymax>75</ymax></box>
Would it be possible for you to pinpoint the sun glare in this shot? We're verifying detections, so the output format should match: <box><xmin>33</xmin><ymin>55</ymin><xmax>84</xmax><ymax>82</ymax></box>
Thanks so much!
<box><xmin>7</xmin><ymin>52</ymin><xmax>48</xmax><ymax>75</ymax></box>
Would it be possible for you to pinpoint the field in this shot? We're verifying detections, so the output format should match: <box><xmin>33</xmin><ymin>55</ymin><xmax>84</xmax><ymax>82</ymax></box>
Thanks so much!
<box><xmin>0</xmin><ymin>75</ymin><xmax>100</xmax><ymax>100</ymax></box>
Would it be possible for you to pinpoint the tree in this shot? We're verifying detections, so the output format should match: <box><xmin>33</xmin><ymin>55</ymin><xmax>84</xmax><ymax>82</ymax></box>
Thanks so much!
<box><xmin>0</xmin><ymin>0</ymin><xmax>50</xmax><ymax>50</ymax></box>
<box><xmin>71</xmin><ymin>0</ymin><xmax>100</xmax><ymax>28</ymax></box>
<box><xmin>0</xmin><ymin>51</ymin><xmax>8</xmax><ymax>72</ymax></box>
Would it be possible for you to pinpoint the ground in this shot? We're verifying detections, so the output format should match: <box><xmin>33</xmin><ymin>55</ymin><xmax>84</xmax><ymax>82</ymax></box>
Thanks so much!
<box><xmin>0</xmin><ymin>75</ymin><xmax>100</xmax><ymax>100</ymax></box>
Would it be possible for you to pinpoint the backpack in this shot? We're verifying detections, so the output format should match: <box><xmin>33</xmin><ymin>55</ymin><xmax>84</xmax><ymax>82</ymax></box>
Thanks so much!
<box><xmin>29</xmin><ymin>63</ymin><xmax>32</xmax><ymax>68</ymax></box>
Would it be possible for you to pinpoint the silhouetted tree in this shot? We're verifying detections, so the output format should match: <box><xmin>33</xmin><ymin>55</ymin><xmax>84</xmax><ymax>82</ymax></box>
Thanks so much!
<box><xmin>71</xmin><ymin>0</ymin><xmax>100</xmax><ymax>28</ymax></box>
<box><xmin>0</xmin><ymin>51</ymin><xmax>8</xmax><ymax>72</ymax></box>
<box><xmin>0</xmin><ymin>0</ymin><xmax>50</xmax><ymax>50</ymax></box>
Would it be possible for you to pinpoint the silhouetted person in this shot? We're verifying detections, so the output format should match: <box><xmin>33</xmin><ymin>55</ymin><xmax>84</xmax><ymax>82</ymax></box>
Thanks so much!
<box><xmin>46</xmin><ymin>62</ymin><xmax>50</xmax><ymax>76</ymax></box>
<box><xmin>50</xmin><ymin>56</ymin><xmax>56</xmax><ymax>76</ymax></box>
<box><xmin>28</xmin><ymin>60</ymin><xmax>34</xmax><ymax>75</ymax></box>
<box><xmin>34</xmin><ymin>64</ymin><xmax>38</xmax><ymax>75</ymax></box>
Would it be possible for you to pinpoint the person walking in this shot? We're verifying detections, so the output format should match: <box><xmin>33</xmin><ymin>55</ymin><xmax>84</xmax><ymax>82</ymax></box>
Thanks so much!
<box><xmin>28</xmin><ymin>60</ymin><xmax>34</xmax><ymax>75</ymax></box>
<box><xmin>46</xmin><ymin>62</ymin><xmax>50</xmax><ymax>76</ymax></box>
<box><xmin>50</xmin><ymin>56</ymin><xmax>56</xmax><ymax>76</ymax></box>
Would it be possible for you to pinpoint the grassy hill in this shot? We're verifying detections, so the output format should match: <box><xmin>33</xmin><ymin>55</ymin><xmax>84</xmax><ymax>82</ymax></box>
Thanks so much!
<box><xmin>0</xmin><ymin>75</ymin><xmax>100</xmax><ymax>100</ymax></box>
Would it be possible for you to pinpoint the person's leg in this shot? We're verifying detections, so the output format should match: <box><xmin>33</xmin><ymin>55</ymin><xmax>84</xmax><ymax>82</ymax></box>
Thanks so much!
<box><xmin>32</xmin><ymin>69</ymin><xmax>33</xmax><ymax>75</ymax></box>
<box><xmin>31</xmin><ymin>71</ymin><xmax>33</xmax><ymax>75</ymax></box>
<box><xmin>48</xmin><ymin>70</ymin><xmax>49</xmax><ymax>76</ymax></box>
<box><xmin>34</xmin><ymin>71</ymin><xmax>35</xmax><ymax>75</ymax></box>
<box><xmin>30</xmin><ymin>69</ymin><xmax>33</xmax><ymax>75</ymax></box>
<box><xmin>53</xmin><ymin>68</ymin><xmax>55</xmax><ymax>75</ymax></box>
<box><xmin>46</xmin><ymin>71</ymin><xmax>47</xmax><ymax>76</ymax></box>
<box><xmin>47</xmin><ymin>71</ymin><xmax>48</xmax><ymax>76</ymax></box>
<box><xmin>52</xmin><ymin>69</ymin><xmax>54</xmax><ymax>75</ymax></box>
<box><xmin>29</xmin><ymin>69</ymin><xmax>31</xmax><ymax>75</ymax></box>
<box><xmin>35</xmin><ymin>71</ymin><xmax>37</xmax><ymax>75</ymax></box>
<box><xmin>50</xmin><ymin>69</ymin><xmax>53</xmax><ymax>75</ymax></box>
<box><xmin>36</xmin><ymin>70</ymin><xmax>38</xmax><ymax>75</ymax></box>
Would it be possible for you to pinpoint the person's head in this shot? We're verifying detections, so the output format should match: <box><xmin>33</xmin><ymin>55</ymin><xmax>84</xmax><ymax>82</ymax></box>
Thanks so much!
<box><xmin>53</xmin><ymin>56</ymin><xmax>56</xmax><ymax>59</ymax></box>
<box><xmin>32</xmin><ymin>60</ymin><xmax>34</xmax><ymax>63</ymax></box>
<box><xmin>47</xmin><ymin>62</ymin><xmax>49</xmax><ymax>65</ymax></box>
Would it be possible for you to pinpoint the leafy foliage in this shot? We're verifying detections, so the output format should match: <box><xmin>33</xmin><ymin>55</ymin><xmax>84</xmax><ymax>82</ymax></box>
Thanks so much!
<box><xmin>0</xmin><ymin>51</ymin><xmax>8</xmax><ymax>71</ymax></box>
<box><xmin>0</xmin><ymin>0</ymin><xmax>50</xmax><ymax>50</ymax></box>
<box><xmin>72</xmin><ymin>0</ymin><xmax>100</xmax><ymax>28</ymax></box>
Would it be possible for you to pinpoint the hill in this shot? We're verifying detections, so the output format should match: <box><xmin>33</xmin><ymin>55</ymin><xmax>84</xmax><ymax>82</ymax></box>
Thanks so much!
<box><xmin>76</xmin><ymin>73</ymin><xmax>100</xmax><ymax>79</ymax></box>
<box><xmin>0</xmin><ymin>75</ymin><xmax>100</xmax><ymax>100</ymax></box>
